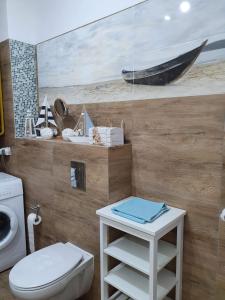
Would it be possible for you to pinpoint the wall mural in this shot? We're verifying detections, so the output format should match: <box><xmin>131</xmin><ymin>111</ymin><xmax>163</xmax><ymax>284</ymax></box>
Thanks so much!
<box><xmin>37</xmin><ymin>0</ymin><xmax>225</xmax><ymax>104</ymax></box>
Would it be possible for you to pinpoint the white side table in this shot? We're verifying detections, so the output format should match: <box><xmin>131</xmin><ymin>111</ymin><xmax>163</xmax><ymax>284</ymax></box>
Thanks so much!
<box><xmin>97</xmin><ymin>199</ymin><xmax>186</xmax><ymax>300</ymax></box>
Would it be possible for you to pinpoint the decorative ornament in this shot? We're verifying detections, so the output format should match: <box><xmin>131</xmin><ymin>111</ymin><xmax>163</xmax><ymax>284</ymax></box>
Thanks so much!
<box><xmin>62</xmin><ymin>128</ymin><xmax>75</xmax><ymax>141</ymax></box>
<box><xmin>35</xmin><ymin>95</ymin><xmax>57</xmax><ymax>128</ymax></box>
<box><xmin>74</xmin><ymin>105</ymin><xmax>94</xmax><ymax>136</ymax></box>
<box><xmin>24</xmin><ymin>109</ymin><xmax>37</xmax><ymax>138</ymax></box>
<box><xmin>40</xmin><ymin>127</ymin><xmax>54</xmax><ymax>140</ymax></box>
<box><xmin>92</xmin><ymin>127</ymin><xmax>102</xmax><ymax>145</ymax></box>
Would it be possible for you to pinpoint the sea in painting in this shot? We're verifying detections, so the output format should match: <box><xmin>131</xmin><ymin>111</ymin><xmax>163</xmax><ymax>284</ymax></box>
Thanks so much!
<box><xmin>37</xmin><ymin>0</ymin><xmax>225</xmax><ymax>104</ymax></box>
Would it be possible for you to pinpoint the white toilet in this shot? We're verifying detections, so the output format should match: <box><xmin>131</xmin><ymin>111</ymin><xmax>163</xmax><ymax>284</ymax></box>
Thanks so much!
<box><xmin>9</xmin><ymin>242</ymin><xmax>94</xmax><ymax>300</ymax></box>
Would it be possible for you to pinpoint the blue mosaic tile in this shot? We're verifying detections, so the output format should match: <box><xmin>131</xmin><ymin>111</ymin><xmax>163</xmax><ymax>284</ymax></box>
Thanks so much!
<box><xmin>9</xmin><ymin>40</ymin><xmax>38</xmax><ymax>137</ymax></box>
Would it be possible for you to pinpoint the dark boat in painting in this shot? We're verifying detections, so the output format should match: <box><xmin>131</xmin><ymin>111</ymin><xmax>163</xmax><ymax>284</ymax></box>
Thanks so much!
<box><xmin>122</xmin><ymin>40</ymin><xmax>208</xmax><ymax>85</ymax></box>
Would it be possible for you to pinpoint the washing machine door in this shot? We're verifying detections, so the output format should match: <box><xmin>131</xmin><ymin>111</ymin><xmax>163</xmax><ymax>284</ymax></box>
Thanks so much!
<box><xmin>0</xmin><ymin>205</ymin><xmax>18</xmax><ymax>250</ymax></box>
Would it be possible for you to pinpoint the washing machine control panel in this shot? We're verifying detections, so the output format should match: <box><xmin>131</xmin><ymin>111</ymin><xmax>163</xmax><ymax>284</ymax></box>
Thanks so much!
<box><xmin>0</xmin><ymin>173</ymin><xmax>23</xmax><ymax>200</ymax></box>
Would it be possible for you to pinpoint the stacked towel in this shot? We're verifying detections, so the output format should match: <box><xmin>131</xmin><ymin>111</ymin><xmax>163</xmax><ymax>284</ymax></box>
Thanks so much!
<box><xmin>89</xmin><ymin>127</ymin><xmax>124</xmax><ymax>146</ymax></box>
<box><xmin>112</xmin><ymin>197</ymin><xmax>169</xmax><ymax>224</ymax></box>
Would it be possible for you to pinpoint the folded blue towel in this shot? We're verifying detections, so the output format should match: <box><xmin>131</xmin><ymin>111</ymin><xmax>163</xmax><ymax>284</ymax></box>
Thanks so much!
<box><xmin>112</xmin><ymin>197</ymin><xmax>169</xmax><ymax>224</ymax></box>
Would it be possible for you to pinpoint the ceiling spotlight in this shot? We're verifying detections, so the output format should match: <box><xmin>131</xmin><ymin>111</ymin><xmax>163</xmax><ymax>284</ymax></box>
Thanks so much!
<box><xmin>164</xmin><ymin>15</ymin><xmax>171</xmax><ymax>21</ymax></box>
<box><xmin>179</xmin><ymin>1</ymin><xmax>191</xmax><ymax>13</ymax></box>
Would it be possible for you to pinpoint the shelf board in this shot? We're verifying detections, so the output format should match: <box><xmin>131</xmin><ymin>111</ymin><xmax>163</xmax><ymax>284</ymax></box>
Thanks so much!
<box><xmin>108</xmin><ymin>291</ymin><xmax>172</xmax><ymax>300</ymax></box>
<box><xmin>108</xmin><ymin>291</ymin><xmax>130</xmax><ymax>300</ymax></box>
<box><xmin>105</xmin><ymin>263</ymin><xmax>176</xmax><ymax>300</ymax></box>
<box><xmin>109</xmin><ymin>291</ymin><xmax>172</xmax><ymax>300</ymax></box>
<box><xmin>104</xmin><ymin>235</ymin><xmax>177</xmax><ymax>275</ymax></box>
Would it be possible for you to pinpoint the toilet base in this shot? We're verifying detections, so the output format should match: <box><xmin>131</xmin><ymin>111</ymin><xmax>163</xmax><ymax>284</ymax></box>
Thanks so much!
<box><xmin>48</xmin><ymin>261</ymin><xmax>94</xmax><ymax>300</ymax></box>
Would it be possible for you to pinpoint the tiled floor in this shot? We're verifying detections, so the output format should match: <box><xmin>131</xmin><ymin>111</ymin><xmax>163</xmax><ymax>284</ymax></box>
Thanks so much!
<box><xmin>0</xmin><ymin>270</ymin><xmax>16</xmax><ymax>300</ymax></box>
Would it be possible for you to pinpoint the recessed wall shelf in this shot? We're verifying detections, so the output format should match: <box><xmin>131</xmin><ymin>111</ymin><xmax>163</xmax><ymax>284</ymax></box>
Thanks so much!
<box><xmin>97</xmin><ymin>199</ymin><xmax>186</xmax><ymax>300</ymax></box>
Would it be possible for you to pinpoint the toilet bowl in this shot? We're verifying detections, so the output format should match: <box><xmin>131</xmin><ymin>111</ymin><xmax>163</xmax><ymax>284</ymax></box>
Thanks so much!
<box><xmin>9</xmin><ymin>242</ymin><xmax>94</xmax><ymax>300</ymax></box>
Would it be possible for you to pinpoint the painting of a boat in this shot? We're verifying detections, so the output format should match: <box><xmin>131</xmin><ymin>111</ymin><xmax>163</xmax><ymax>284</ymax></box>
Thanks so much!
<box><xmin>122</xmin><ymin>40</ymin><xmax>208</xmax><ymax>86</ymax></box>
<box><xmin>37</xmin><ymin>0</ymin><xmax>225</xmax><ymax>103</ymax></box>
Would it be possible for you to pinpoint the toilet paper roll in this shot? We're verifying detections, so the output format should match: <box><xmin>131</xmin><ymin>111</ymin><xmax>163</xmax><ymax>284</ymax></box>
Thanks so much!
<box><xmin>27</xmin><ymin>213</ymin><xmax>42</xmax><ymax>253</ymax></box>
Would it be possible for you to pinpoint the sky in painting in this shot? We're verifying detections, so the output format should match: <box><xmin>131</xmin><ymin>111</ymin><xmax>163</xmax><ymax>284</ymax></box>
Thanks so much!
<box><xmin>37</xmin><ymin>0</ymin><xmax>225</xmax><ymax>87</ymax></box>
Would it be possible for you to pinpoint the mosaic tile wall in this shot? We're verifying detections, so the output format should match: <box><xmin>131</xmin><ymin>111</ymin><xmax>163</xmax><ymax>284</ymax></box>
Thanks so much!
<box><xmin>10</xmin><ymin>40</ymin><xmax>38</xmax><ymax>137</ymax></box>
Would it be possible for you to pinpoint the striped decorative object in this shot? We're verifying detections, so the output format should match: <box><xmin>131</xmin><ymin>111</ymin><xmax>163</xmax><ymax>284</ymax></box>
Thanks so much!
<box><xmin>35</xmin><ymin>95</ymin><xmax>56</xmax><ymax>127</ymax></box>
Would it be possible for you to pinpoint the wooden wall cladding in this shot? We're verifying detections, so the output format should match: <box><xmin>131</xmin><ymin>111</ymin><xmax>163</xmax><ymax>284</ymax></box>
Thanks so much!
<box><xmin>216</xmin><ymin>130</ymin><xmax>225</xmax><ymax>300</ymax></box>
<box><xmin>4</xmin><ymin>138</ymin><xmax>131</xmax><ymax>300</ymax></box>
<box><xmin>0</xmin><ymin>40</ymin><xmax>15</xmax><ymax>147</ymax></box>
<box><xmin>69</xmin><ymin>94</ymin><xmax>225</xmax><ymax>300</ymax></box>
<box><xmin>1</xmin><ymin>39</ymin><xmax>225</xmax><ymax>299</ymax></box>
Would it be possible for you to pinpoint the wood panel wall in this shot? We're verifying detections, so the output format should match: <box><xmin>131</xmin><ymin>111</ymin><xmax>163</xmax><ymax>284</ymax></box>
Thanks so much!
<box><xmin>216</xmin><ymin>129</ymin><xmax>225</xmax><ymax>300</ymax></box>
<box><xmin>69</xmin><ymin>95</ymin><xmax>225</xmax><ymax>300</ymax></box>
<box><xmin>3</xmin><ymin>138</ymin><xmax>132</xmax><ymax>300</ymax></box>
<box><xmin>1</xmin><ymin>39</ymin><xmax>225</xmax><ymax>299</ymax></box>
<box><xmin>0</xmin><ymin>40</ymin><xmax>15</xmax><ymax>147</ymax></box>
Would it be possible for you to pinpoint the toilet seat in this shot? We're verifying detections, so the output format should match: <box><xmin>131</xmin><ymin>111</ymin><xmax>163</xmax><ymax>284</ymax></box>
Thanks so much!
<box><xmin>11</xmin><ymin>261</ymin><xmax>79</xmax><ymax>292</ymax></box>
<box><xmin>10</xmin><ymin>266</ymin><xmax>80</xmax><ymax>300</ymax></box>
<box><xmin>9</xmin><ymin>243</ymin><xmax>83</xmax><ymax>291</ymax></box>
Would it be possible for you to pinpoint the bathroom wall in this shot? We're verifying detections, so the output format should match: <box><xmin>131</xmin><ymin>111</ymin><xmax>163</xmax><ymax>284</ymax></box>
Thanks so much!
<box><xmin>0</xmin><ymin>0</ymin><xmax>8</xmax><ymax>42</ymax></box>
<box><xmin>1</xmin><ymin>40</ymin><xmax>225</xmax><ymax>299</ymax></box>
<box><xmin>3</xmin><ymin>0</ymin><xmax>144</xmax><ymax>44</ymax></box>
<box><xmin>37</xmin><ymin>0</ymin><xmax>225</xmax><ymax>105</ymax></box>
<box><xmin>9</xmin><ymin>40</ymin><xmax>38</xmax><ymax>137</ymax></box>
<box><xmin>69</xmin><ymin>96</ymin><xmax>225</xmax><ymax>299</ymax></box>
<box><xmin>0</xmin><ymin>39</ymin><xmax>38</xmax><ymax>139</ymax></box>
<box><xmin>5</xmin><ymin>139</ymin><xmax>132</xmax><ymax>300</ymax></box>
<box><xmin>1</xmin><ymin>93</ymin><xmax>225</xmax><ymax>299</ymax></box>
<box><xmin>216</xmin><ymin>133</ymin><xmax>225</xmax><ymax>300</ymax></box>
<box><xmin>0</xmin><ymin>39</ymin><xmax>15</xmax><ymax>146</ymax></box>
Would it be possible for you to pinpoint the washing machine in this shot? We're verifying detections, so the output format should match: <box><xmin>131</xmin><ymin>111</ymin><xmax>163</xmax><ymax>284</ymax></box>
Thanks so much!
<box><xmin>0</xmin><ymin>172</ymin><xmax>26</xmax><ymax>272</ymax></box>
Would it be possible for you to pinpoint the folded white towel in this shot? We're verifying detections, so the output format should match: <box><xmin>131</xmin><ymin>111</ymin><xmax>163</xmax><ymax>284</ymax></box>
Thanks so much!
<box><xmin>89</xmin><ymin>126</ymin><xmax>124</xmax><ymax>146</ymax></box>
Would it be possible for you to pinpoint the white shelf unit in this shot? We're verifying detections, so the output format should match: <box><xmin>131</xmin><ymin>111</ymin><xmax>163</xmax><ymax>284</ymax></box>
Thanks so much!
<box><xmin>97</xmin><ymin>199</ymin><xmax>186</xmax><ymax>300</ymax></box>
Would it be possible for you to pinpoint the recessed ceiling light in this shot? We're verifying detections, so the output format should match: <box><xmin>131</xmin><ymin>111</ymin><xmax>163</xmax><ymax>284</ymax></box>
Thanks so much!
<box><xmin>164</xmin><ymin>15</ymin><xmax>171</xmax><ymax>21</ymax></box>
<box><xmin>179</xmin><ymin>1</ymin><xmax>191</xmax><ymax>13</ymax></box>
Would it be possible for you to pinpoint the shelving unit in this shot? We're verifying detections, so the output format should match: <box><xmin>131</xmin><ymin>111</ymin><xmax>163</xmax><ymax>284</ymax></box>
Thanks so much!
<box><xmin>97</xmin><ymin>199</ymin><xmax>186</xmax><ymax>300</ymax></box>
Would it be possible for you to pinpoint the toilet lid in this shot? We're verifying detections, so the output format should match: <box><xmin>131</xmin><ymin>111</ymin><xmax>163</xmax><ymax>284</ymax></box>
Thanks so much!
<box><xmin>9</xmin><ymin>243</ymin><xmax>83</xmax><ymax>289</ymax></box>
